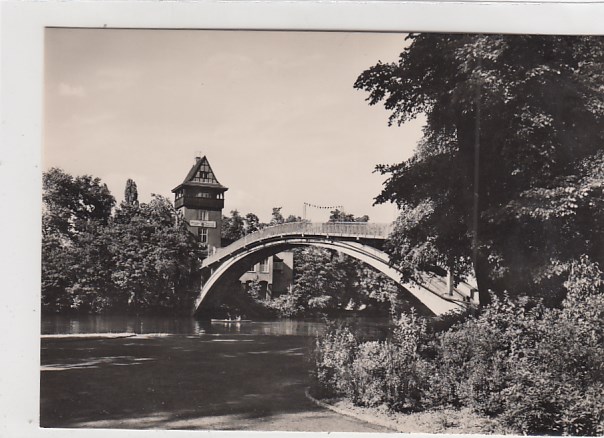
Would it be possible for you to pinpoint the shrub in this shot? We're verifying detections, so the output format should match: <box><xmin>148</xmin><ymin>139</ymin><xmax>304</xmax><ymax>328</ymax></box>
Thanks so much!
<box><xmin>388</xmin><ymin>311</ymin><xmax>432</xmax><ymax>410</ymax></box>
<box><xmin>314</xmin><ymin>256</ymin><xmax>604</xmax><ymax>435</ymax></box>
<box><xmin>348</xmin><ymin>339</ymin><xmax>430</xmax><ymax>411</ymax></box>
<box><xmin>350</xmin><ymin>341</ymin><xmax>395</xmax><ymax>406</ymax></box>
<box><xmin>428</xmin><ymin>258</ymin><xmax>604</xmax><ymax>435</ymax></box>
<box><xmin>430</xmin><ymin>294</ymin><xmax>546</xmax><ymax>416</ymax></box>
<box><xmin>494</xmin><ymin>257</ymin><xmax>604</xmax><ymax>435</ymax></box>
<box><xmin>315</xmin><ymin>311</ymin><xmax>432</xmax><ymax>411</ymax></box>
<box><xmin>314</xmin><ymin>325</ymin><xmax>357</xmax><ymax>398</ymax></box>
<box><xmin>266</xmin><ymin>291</ymin><xmax>306</xmax><ymax>317</ymax></box>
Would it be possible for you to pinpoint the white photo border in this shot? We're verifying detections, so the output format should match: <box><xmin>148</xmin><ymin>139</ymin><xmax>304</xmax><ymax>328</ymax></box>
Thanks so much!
<box><xmin>1</xmin><ymin>1</ymin><xmax>603</xmax><ymax>438</ymax></box>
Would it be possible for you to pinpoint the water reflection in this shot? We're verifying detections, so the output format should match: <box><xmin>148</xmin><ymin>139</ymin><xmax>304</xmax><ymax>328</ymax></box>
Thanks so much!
<box><xmin>41</xmin><ymin>314</ymin><xmax>393</xmax><ymax>338</ymax></box>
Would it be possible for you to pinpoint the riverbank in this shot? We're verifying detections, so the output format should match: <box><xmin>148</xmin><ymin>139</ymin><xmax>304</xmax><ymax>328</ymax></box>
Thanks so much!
<box><xmin>305</xmin><ymin>390</ymin><xmax>512</xmax><ymax>435</ymax></box>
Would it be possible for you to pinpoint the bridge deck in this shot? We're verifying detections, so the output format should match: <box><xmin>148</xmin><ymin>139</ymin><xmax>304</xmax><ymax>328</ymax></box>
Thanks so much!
<box><xmin>203</xmin><ymin>221</ymin><xmax>394</xmax><ymax>267</ymax></box>
<box><xmin>197</xmin><ymin>221</ymin><xmax>478</xmax><ymax>314</ymax></box>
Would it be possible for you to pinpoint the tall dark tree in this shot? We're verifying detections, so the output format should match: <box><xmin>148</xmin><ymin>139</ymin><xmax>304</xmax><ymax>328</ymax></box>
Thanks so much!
<box><xmin>355</xmin><ymin>34</ymin><xmax>604</xmax><ymax>304</ymax></box>
<box><xmin>221</xmin><ymin>210</ymin><xmax>246</xmax><ymax>242</ymax></box>
<box><xmin>270</xmin><ymin>207</ymin><xmax>285</xmax><ymax>225</ymax></box>
<box><xmin>244</xmin><ymin>212</ymin><xmax>261</xmax><ymax>234</ymax></box>
<box><xmin>124</xmin><ymin>178</ymin><xmax>139</xmax><ymax>206</ymax></box>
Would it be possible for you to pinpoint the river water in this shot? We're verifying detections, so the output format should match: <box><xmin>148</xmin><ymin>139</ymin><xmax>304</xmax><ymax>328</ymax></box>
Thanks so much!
<box><xmin>41</xmin><ymin>314</ymin><xmax>394</xmax><ymax>339</ymax></box>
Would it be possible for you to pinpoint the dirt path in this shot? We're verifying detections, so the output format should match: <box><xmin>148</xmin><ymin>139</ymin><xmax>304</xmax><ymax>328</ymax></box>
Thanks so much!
<box><xmin>40</xmin><ymin>334</ymin><xmax>390</xmax><ymax>432</ymax></box>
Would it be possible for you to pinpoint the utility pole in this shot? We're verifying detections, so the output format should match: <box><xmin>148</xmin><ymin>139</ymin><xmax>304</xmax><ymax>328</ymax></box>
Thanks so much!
<box><xmin>472</xmin><ymin>41</ymin><xmax>482</xmax><ymax>277</ymax></box>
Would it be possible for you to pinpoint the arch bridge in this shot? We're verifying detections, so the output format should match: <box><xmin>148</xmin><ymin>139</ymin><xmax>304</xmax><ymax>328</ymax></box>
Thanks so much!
<box><xmin>194</xmin><ymin>222</ymin><xmax>478</xmax><ymax>316</ymax></box>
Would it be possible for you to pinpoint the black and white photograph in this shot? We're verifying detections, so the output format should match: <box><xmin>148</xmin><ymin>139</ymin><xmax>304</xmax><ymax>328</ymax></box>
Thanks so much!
<box><xmin>1</xmin><ymin>2</ymin><xmax>604</xmax><ymax>437</ymax></box>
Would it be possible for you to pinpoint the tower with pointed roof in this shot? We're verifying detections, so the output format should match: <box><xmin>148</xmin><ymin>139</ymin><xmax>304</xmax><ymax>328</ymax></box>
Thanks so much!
<box><xmin>172</xmin><ymin>155</ymin><xmax>228</xmax><ymax>252</ymax></box>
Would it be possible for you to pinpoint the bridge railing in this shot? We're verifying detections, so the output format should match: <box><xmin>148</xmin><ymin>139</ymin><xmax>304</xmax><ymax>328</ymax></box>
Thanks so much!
<box><xmin>204</xmin><ymin>221</ymin><xmax>394</xmax><ymax>267</ymax></box>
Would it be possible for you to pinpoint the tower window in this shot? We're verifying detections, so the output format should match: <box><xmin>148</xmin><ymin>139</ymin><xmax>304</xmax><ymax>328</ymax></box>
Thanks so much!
<box><xmin>192</xmin><ymin>163</ymin><xmax>216</xmax><ymax>183</ymax></box>
<box><xmin>199</xmin><ymin>228</ymin><xmax>208</xmax><ymax>244</ymax></box>
<box><xmin>198</xmin><ymin>210</ymin><xmax>209</xmax><ymax>221</ymax></box>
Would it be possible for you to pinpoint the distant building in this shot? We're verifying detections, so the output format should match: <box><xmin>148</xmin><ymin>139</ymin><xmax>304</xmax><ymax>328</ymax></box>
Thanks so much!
<box><xmin>173</xmin><ymin>155</ymin><xmax>294</xmax><ymax>295</ymax></box>
<box><xmin>239</xmin><ymin>252</ymin><xmax>294</xmax><ymax>299</ymax></box>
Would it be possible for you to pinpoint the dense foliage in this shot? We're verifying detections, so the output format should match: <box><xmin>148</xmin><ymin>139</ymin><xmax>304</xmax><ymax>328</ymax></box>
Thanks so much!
<box><xmin>328</xmin><ymin>209</ymin><xmax>369</xmax><ymax>223</ymax></box>
<box><xmin>355</xmin><ymin>34</ymin><xmax>604</xmax><ymax>304</ymax></box>
<box><xmin>42</xmin><ymin>169</ymin><xmax>204</xmax><ymax>314</ymax></box>
<box><xmin>240</xmin><ymin>246</ymin><xmax>415</xmax><ymax>318</ymax></box>
<box><xmin>315</xmin><ymin>256</ymin><xmax>604</xmax><ymax>435</ymax></box>
<box><xmin>220</xmin><ymin>209</ymin><xmax>247</xmax><ymax>242</ymax></box>
<box><xmin>43</xmin><ymin>167</ymin><xmax>115</xmax><ymax>238</ymax></box>
<box><xmin>288</xmin><ymin>247</ymin><xmax>415</xmax><ymax>316</ymax></box>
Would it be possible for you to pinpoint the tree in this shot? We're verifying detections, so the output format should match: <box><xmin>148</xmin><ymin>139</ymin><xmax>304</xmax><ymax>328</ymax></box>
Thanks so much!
<box><xmin>41</xmin><ymin>228</ymin><xmax>77</xmax><ymax>311</ymax></box>
<box><xmin>61</xmin><ymin>224</ymin><xmax>118</xmax><ymax>312</ymax></box>
<box><xmin>124</xmin><ymin>178</ymin><xmax>139</xmax><ymax>206</ymax></box>
<box><xmin>292</xmin><ymin>247</ymin><xmax>348</xmax><ymax>313</ymax></box>
<box><xmin>42</xmin><ymin>167</ymin><xmax>115</xmax><ymax>238</ymax></box>
<box><xmin>288</xmin><ymin>246</ymin><xmax>410</xmax><ymax>316</ymax></box>
<box><xmin>107</xmin><ymin>195</ymin><xmax>203</xmax><ymax>313</ymax></box>
<box><xmin>221</xmin><ymin>210</ymin><xmax>245</xmax><ymax>242</ymax></box>
<box><xmin>42</xmin><ymin>169</ymin><xmax>203</xmax><ymax>314</ymax></box>
<box><xmin>244</xmin><ymin>212</ymin><xmax>261</xmax><ymax>234</ymax></box>
<box><xmin>329</xmin><ymin>209</ymin><xmax>369</xmax><ymax>223</ymax></box>
<box><xmin>42</xmin><ymin>168</ymin><xmax>116</xmax><ymax>312</ymax></box>
<box><xmin>355</xmin><ymin>34</ymin><xmax>604</xmax><ymax>304</ymax></box>
<box><xmin>270</xmin><ymin>207</ymin><xmax>285</xmax><ymax>225</ymax></box>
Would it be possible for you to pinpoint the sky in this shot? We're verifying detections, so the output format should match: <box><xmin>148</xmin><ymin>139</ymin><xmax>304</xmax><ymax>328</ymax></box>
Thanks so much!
<box><xmin>44</xmin><ymin>29</ymin><xmax>424</xmax><ymax>223</ymax></box>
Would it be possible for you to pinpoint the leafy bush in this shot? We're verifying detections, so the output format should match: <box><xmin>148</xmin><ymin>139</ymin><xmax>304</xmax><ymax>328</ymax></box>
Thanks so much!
<box><xmin>350</xmin><ymin>341</ymin><xmax>396</xmax><ymax>406</ymax></box>
<box><xmin>264</xmin><ymin>290</ymin><xmax>305</xmax><ymax>318</ymax></box>
<box><xmin>492</xmin><ymin>257</ymin><xmax>604</xmax><ymax>435</ymax></box>
<box><xmin>315</xmin><ymin>311</ymin><xmax>432</xmax><ymax>411</ymax></box>
<box><xmin>432</xmin><ymin>294</ymin><xmax>547</xmax><ymax>415</ymax></box>
<box><xmin>314</xmin><ymin>325</ymin><xmax>357</xmax><ymax>398</ymax></box>
<box><xmin>314</xmin><ymin>256</ymin><xmax>604</xmax><ymax>435</ymax></box>
<box><xmin>427</xmin><ymin>258</ymin><xmax>604</xmax><ymax>435</ymax></box>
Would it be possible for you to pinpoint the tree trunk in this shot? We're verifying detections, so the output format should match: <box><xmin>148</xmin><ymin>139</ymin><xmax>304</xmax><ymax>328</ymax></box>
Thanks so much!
<box><xmin>456</xmin><ymin>106</ymin><xmax>493</xmax><ymax>308</ymax></box>
<box><xmin>474</xmin><ymin>253</ymin><xmax>492</xmax><ymax>307</ymax></box>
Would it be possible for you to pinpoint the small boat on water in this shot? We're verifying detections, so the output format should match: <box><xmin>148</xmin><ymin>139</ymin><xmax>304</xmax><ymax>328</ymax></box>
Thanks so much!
<box><xmin>210</xmin><ymin>318</ymin><xmax>252</xmax><ymax>323</ymax></box>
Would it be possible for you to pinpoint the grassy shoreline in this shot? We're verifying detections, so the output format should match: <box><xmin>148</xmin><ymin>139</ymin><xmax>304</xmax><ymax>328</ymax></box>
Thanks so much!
<box><xmin>306</xmin><ymin>389</ymin><xmax>513</xmax><ymax>435</ymax></box>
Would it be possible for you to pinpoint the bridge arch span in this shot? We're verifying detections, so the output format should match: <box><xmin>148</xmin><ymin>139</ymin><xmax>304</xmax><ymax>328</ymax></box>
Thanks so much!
<box><xmin>194</xmin><ymin>234</ymin><xmax>472</xmax><ymax>316</ymax></box>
